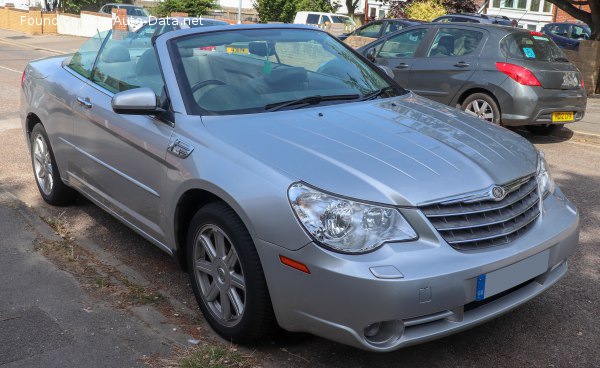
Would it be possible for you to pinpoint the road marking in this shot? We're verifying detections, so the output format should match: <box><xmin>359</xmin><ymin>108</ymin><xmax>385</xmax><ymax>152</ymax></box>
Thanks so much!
<box><xmin>0</xmin><ymin>64</ymin><xmax>21</xmax><ymax>74</ymax></box>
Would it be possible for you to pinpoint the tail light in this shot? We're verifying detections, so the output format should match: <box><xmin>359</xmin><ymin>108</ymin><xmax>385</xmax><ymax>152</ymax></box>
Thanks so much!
<box><xmin>495</xmin><ymin>62</ymin><xmax>541</xmax><ymax>86</ymax></box>
<box><xmin>581</xmin><ymin>78</ymin><xmax>585</xmax><ymax>89</ymax></box>
<box><xmin>198</xmin><ymin>46</ymin><xmax>216</xmax><ymax>51</ymax></box>
<box><xmin>530</xmin><ymin>31</ymin><xmax>544</xmax><ymax>36</ymax></box>
<box><xmin>21</xmin><ymin>69</ymin><xmax>26</xmax><ymax>88</ymax></box>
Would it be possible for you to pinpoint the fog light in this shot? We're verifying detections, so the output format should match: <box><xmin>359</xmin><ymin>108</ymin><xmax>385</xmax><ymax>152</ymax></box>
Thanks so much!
<box><xmin>364</xmin><ymin>322</ymin><xmax>381</xmax><ymax>337</ymax></box>
<box><xmin>363</xmin><ymin>320</ymin><xmax>404</xmax><ymax>347</ymax></box>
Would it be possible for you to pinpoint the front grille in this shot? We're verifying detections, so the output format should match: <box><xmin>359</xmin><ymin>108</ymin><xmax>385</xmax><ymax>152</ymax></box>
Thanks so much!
<box><xmin>420</xmin><ymin>176</ymin><xmax>540</xmax><ymax>250</ymax></box>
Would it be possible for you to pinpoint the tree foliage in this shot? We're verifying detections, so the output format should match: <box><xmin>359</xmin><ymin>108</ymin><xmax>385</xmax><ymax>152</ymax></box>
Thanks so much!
<box><xmin>297</xmin><ymin>0</ymin><xmax>334</xmax><ymax>12</ymax></box>
<box><xmin>253</xmin><ymin>0</ymin><xmax>298</xmax><ymax>23</ymax></box>
<box><xmin>387</xmin><ymin>0</ymin><xmax>476</xmax><ymax>18</ymax></box>
<box><xmin>155</xmin><ymin>0</ymin><xmax>217</xmax><ymax>17</ymax></box>
<box><xmin>404</xmin><ymin>0</ymin><xmax>447</xmax><ymax>21</ymax></box>
<box><xmin>545</xmin><ymin>0</ymin><xmax>599</xmax><ymax>40</ymax></box>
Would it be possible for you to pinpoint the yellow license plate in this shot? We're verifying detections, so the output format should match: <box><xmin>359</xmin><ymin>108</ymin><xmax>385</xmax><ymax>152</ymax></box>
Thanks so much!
<box><xmin>226</xmin><ymin>47</ymin><xmax>249</xmax><ymax>54</ymax></box>
<box><xmin>552</xmin><ymin>112</ymin><xmax>574</xmax><ymax>122</ymax></box>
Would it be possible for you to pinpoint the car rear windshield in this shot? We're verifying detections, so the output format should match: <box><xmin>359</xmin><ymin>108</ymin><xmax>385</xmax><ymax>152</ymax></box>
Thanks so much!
<box><xmin>501</xmin><ymin>32</ymin><xmax>566</xmax><ymax>62</ymax></box>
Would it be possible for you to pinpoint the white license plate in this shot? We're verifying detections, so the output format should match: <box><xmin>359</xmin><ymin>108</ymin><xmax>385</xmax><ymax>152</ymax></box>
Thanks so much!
<box><xmin>475</xmin><ymin>250</ymin><xmax>550</xmax><ymax>301</ymax></box>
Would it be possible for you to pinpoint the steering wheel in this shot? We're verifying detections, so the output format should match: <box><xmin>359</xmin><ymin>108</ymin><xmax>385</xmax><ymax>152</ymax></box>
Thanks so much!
<box><xmin>191</xmin><ymin>79</ymin><xmax>226</xmax><ymax>94</ymax></box>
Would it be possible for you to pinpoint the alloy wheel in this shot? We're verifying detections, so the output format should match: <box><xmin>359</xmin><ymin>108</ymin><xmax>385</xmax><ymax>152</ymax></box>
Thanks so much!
<box><xmin>465</xmin><ymin>99</ymin><xmax>495</xmax><ymax>123</ymax></box>
<box><xmin>33</xmin><ymin>134</ymin><xmax>54</xmax><ymax>196</ymax></box>
<box><xmin>193</xmin><ymin>224</ymin><xmax>246</xmax><ymax>327</ymax></box>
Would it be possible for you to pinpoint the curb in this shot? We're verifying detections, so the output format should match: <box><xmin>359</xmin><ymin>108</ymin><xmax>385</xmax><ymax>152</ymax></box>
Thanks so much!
<box><xmin>556</xmin><ymin>129</ymin><xmax>600</xmax><ymax>145</ymax></box>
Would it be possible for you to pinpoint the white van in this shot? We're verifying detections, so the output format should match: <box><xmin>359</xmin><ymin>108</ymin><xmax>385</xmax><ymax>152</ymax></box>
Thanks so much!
<box><xmin>294</xmin><ymin>11</ymin><xmax>356</xmax><ymax>26</ymax></box>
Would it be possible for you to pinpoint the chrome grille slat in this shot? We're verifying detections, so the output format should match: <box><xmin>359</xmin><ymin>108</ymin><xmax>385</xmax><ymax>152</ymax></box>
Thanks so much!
<box><xmin>422</xmin><ymin>178</ymin><xmax>537</xmax><ymax>217</ymax></box>
<box><xmin>420</xmin><ymin>176</ymin><xmax>540</xmax><ymax>250</ymax></box>
<box><xmin>431</xmin><ymin>191</ymin><xmax>539</xmax><ymax>231</ymax></box>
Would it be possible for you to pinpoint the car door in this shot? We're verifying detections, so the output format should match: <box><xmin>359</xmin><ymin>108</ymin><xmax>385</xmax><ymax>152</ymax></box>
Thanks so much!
<box><xmin>70</xmin><ymin>33</ymin><xmax>173</xmax><ymax>244</ymax></box>
<box><xmin>369</xmin><ymin>27</ymin><xmax>431</xmax><ymax>87</ymax></box>
<box><xmin>407</xmin><ymin>26</ymin><xmax>485</xmax><ymax>104</ymax></box>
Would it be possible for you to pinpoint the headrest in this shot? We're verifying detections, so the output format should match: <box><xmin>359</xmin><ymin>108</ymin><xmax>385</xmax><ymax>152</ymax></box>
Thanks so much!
<box><xmin>102</xmin><ymin>45</ymin><xmax>131</xmax><ymax>63</ymax></box>
<box><xmin>135</xmin><ymin>49</ymin><xmax>160</xmax><ymax>76</ymax></box>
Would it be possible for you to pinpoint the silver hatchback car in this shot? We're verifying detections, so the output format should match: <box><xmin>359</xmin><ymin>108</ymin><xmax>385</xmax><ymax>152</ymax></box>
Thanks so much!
<box><xmin>21</xmin><ymin>25</ymin><xmax>579</xmax><ymax>352</ymax></box>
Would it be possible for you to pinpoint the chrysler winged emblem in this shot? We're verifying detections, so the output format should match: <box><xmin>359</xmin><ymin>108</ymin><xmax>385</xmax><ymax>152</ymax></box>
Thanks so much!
<box><xmin>562</xmin><ymin>72</ymin><xmax>579</xmax><ymax>89</ymax></box>
<box><xmin>490</xmin><ymin>186</ymin><xmax>506</xmax><ymax>201</ymax></box>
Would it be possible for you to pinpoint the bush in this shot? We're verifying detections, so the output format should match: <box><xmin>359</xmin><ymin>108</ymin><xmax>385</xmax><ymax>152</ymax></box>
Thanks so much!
<box><xmin>155</xmin><ymin>0</ymin><xmax>217</xmax><ymax>17</ymax></box>
<box><xmin>404</xmin><ymin>0</ymin><xmax>446</xmax><ymax>21</ymax></box>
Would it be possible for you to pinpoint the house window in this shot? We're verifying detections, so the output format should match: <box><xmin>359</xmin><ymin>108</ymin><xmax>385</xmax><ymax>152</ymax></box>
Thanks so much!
<box><xmin>503</xmin><ymin>0</ymin><xmax>527</xmax><ymax>9</ymax></box>
<box><xmin>529</xmin><ymin>0</ymin><xmax>540</xmax><ymax>12</ymax></box>
<box><xmin>542</xmin><ymin>1</ymin><xmax>552</xmax><ymax>12</ymax></box>
<box><xmin>492</xmin><ymin>0</ymin><xmax>500</xmax><ymax>7</ymax></box>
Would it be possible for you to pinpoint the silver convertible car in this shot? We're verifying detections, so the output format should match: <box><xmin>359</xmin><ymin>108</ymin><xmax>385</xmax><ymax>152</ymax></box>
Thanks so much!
<box><xmin>21</xmin><ymin>25</ymin><xmax>579</xmax><ymax>352</ymax></box>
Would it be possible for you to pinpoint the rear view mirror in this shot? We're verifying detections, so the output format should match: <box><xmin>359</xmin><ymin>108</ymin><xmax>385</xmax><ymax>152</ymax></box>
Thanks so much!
<box><xmin>112</xmin><ymin>87</ymin><xmax>162</xmax><ymax>115</ymax></box>
<box><xmin>366</xmin><ymin>47</ymin><xmax>376</xmax><ymax>62</ymax></box>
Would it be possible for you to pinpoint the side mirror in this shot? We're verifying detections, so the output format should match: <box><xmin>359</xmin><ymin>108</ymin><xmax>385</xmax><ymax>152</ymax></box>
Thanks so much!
<box><xmin>112</xmin><ymin>87</ymin><xmax>162</xmax><ymax>115</ymax></box>
<box><xmin>366</xmin><ymin>47</ymin><xmax>377</xmax><ymax>62</ymax></box>
<box><xmin>378</xmin><ymin>65</ymin><xmax>395</xmax><ymax>79</ymax></box>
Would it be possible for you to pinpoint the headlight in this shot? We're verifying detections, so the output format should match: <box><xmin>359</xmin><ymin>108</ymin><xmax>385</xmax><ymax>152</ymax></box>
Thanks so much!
<box><xmin>288</xmin><ymin>183</ymin><xmax>417</xmax><ymax>254</ymax></box>
<box><xmin>537</xmin><ymin>150</ymin><xmax>555</xmax><ymax>198</ymax></box>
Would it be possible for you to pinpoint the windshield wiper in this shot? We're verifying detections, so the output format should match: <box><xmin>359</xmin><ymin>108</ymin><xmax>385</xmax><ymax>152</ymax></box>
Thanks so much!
<box><xmin>358</xmin><ymin>86</ymin><xmax>396</xmax><ymax>101</ymax></box>
<box><xmin>265</xmin><ymin>94</ymin><xmax>359</xmax><ymax>112</ymax></box>
<box><xmin>550</xmin><ymin>57</ymin><xmax>570</xmax><ymax>62</ymax></box>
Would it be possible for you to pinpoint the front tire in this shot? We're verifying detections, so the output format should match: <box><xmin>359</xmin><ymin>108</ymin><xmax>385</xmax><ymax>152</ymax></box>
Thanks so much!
<box><xmin>526</xmin><ymin>124</ymin><xmax>563</xmax><ymax>136</ymax></box>
<box><xmin>461</xmin><ymin>93</ymin><xmax>501</xmax><ymax>125</ymax></box>
<box><xmin>30</xmin><ymin>124</ymin><xmax>76</xmax><ymax>205</ymax></box>
<box><xmin>186</xmin><ymin>202</ymin><xmax>276</xmax><ymax>343</ymax></box>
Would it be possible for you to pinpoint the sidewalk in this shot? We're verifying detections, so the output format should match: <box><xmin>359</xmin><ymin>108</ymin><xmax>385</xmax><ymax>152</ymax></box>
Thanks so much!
<box><xmin>0</xmin><ymin>191</ymin><xmax>171</xmax><ymax>367</ymax></box>
<box><xmin>0</xmin><ymin>28</ymin><xmax>86</xmax><ymax>54</ymax></box>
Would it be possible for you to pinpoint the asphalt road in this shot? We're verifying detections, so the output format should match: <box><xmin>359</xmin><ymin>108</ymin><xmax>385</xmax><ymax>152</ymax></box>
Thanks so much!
<box><xmin>0</xmin><ymin>39</ymin><xmax>598</xmax><ymax>368</ymax></box>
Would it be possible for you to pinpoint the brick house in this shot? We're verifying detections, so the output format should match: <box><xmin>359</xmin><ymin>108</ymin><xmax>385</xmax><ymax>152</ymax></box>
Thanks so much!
<box><xmin>553</xmin><ymin>2</ymin><xmax>590</xmax><ymax>23</ymax></box>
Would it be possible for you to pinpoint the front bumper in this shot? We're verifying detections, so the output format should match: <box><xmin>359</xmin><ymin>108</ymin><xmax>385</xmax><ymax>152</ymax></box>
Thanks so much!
<box><xmin>256</xmin><ymin>188</ymin><xmax>579</xmax><ymax>352</ymax></box>
<box><xmin>497</xmin><ymin>79</ymin><xmax>587</xmax><ymax>126</ymax></box>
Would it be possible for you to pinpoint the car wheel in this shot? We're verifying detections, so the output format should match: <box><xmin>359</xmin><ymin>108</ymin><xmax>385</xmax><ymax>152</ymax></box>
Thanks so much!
<box><xmin>461</xmin><ymin>93</ymin><xmax>501</xmax><ymax>124</ymax></box>
<box><xmin>30</xmin><ymin>124</ymin><xmax>76</xmax><ymax>205</ymax></box>
<box><xmin>526</xmin><ymin>124</ymin><xmax>564</xmax><ymax>136</ymax></box>
<box><xmin>187</xmin><ymin>201</ymin><xmax>276</xmax><ymax>343</ymax></box>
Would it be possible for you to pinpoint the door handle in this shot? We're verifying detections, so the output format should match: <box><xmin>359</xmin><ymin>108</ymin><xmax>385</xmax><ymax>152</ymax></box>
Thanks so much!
<box><xmin>395</xmin><ymin>63</ymin><xmax>409</xmax><ymax>70</ymax></box>
<box><xmin>454</xmin><ymin>61</ymin><xmax>470</xmax><ymax>68</ymax></box>
<box><xmin>76</xmin><ymin>97</ymin><xmax>92</xmax><ymax>109</ymax></box>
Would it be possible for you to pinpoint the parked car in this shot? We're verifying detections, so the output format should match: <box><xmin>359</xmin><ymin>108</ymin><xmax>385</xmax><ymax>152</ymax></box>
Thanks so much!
<box><xmin>99</xmin><ymin>3</ymin><xmax>150</xmax><ymax>31</ymax></box>
<box><xmin>294</xmin><ymin>11</ymin><xmax>355</xmax><ymax>26</ymax></box>
<box><xmin>542</xmin><ymin>22</ymin><xmax>591</xmax><ymax>50</ymax></box>
<box><xmin>433</xmin><ymin>13</ymin><xmax>513</xmax><ymax>26</ymax></box>
<box><xmin>22</xmin><ymin>24</ymin><xmax>579</xmax><ymax>352</ymax></box>
<box><xmin>359</xmin><ymin>23</ymin><xmax>587</xmax><ymax>135</ymax></box>
<box><xmin>135</xmin><ymin>17</ymin><xmax>229</xmax><ymax>39</ymax></box>
<box><xmin>338</xmin><ymin>18</ymin><xmax>424</xmax><ymax>41</ymax></box>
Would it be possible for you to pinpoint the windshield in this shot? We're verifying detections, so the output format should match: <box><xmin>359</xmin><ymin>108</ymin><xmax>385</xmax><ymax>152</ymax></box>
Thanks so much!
<box><xmin>125</xmin><ymin>6</ymin><xmax>149</xmax><ymax>17</ymax></box>
<box><xmin>501</xmin><ymin>32</ymin><xmax>566</xmax><ymax>61</ymax></box>
<box><xmin>331</xmin><ymin>15</ymin><xmax>354</xmax><ymax>25</ymax></box>
<box><xmin>170</xmin><ymin>28</ymin><xmax>401</xmax><ymax>116</ymax></box>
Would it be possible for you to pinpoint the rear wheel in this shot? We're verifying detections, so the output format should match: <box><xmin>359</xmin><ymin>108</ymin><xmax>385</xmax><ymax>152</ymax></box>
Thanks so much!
<box><xmin>461</xmin><ymin>93</ymin><xmax>501</xmax><ymax>125</ymax></box>
<box><xmin>30</xmin><ymin>124</ymin><xmax>76</xmax><ymax>205</ymax></box>
<box><xmin>186</xmin><ymin>202</ymin><xmax>276</xmax><ymax>343</ymax></box>
<box><xmin>526</xmin><ymin>124</ymin><xmax>563</xmax><ymax>136</ymax></box>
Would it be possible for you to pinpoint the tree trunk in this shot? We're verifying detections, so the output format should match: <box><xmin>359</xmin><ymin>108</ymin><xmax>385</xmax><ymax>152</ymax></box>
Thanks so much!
<box><xmin>346</xmin><ymin>0</ymin><xmax>358</xmax><ymax>15</ymax></box>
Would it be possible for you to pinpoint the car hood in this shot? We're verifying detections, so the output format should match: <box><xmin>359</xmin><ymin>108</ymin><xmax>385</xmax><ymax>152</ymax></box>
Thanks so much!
<box><xmin>202</xmin><ymin>93</ymin><xmax>538</xmax><ymax>206</ymax></box>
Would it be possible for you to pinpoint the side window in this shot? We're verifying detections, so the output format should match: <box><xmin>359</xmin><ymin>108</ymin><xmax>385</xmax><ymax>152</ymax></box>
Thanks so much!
<box><xmin>67</xmin><ymin>31</ymin><xmax>106</xmax><ymax>79</ymax></box>
<box><xmin>384</xmin><ymin>21</ymin><xmax>404</xmax><ymax>35</ymax></box>
<box><xmin>306</xmin><ymin>14</ymin><xmax>319</xmax><ymax>24</ymax></box>
<box><xmin>137</xmin><ymin>23</ymin><xmax>158</xmax><ymax>38</ymax></box>
<box><xmin>571</xmin><ymin>25</ymin><xmax>589</xmax><ymax>40</ymax></box>
<box><xmin>377</xmin><ymin>29</ymin><xmax>428</xmax><ymax>58</ymax></box>
<box><xmin>436</xmin><ymin>17</ymin><xmax>452</xmax><ymax>23</ymax></box>
<box><xmin>91</xmin><ymin>33</ymin><xmax>165</xmax><ymax>96</ymax></box>
<box><xmin>427</xmin><ymin>28</ymin><xmax>484</xmax><ymax>57</ymax></box>
<box><xmin>549</xmin><ymin>24</ymin><xmax>568</xmax><ymax>37</ymax></box>
<box><xmin>102</xmin><ymin>5</ymin><xmax>112</xmax><ymax>14</ymax></box>
<box><xmin>357</xmin><ymin>22</ymin><xmax>383</xmax><ymax>37</ymax></box>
